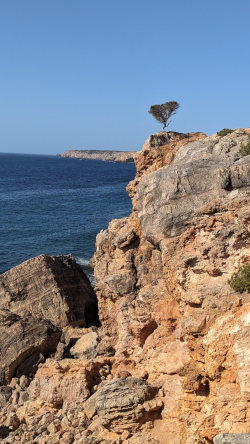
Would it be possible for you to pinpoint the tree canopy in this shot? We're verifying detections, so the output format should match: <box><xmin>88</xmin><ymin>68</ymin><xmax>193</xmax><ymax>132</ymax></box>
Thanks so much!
<box><xmin>148</xmin><ymin>101</ymin><xmax>180</xmax><ymax>130</ymax></box>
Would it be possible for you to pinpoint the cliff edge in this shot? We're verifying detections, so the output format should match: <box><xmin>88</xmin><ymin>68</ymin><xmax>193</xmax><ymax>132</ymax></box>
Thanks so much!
<box><xmin>0</xmin><ymin>130</ymin><xmax>249</xmax><ymax>444</ymax></box>
<box><xmin>92</xmin><ymin>128</ymin><xmax>250</xmax><ymax>443</ymax></box>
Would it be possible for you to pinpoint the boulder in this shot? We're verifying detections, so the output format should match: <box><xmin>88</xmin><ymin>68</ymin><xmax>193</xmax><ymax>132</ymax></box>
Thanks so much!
<box><xmin>0</xmin><ymin>309</ymin><xmax>60</xmax><ymax>384</ymax></box>
<box><xmin>0</xmin><ymin>254</ymin><xmax>97</xmax><ymax>328</ymax></box>
<box><xmin>0</xmin><ymin>254</ymin><xmax>98</xmax><ymax>383</ymax></box>
<box><xmin>95</xmin><ymin>377</ymin><xmax>159</xmax><ymax>433</ymax></box>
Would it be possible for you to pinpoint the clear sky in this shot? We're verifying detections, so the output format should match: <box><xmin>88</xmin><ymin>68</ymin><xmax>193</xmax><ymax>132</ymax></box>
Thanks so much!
<box><xmin>0</xmin><ymin>0</ymin><xmax>250</xmax><ymax>154</ymax></box>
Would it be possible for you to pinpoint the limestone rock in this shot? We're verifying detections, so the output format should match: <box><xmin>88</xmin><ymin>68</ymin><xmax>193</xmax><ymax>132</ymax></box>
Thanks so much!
<box><xmin>0</xmin><ymin>254</ymin><xmax>97</xmax><ymax>328</ymax></box>
<box><xmin>95</xmin><ymin>377</ymin><xmax>159</xmax><ymax>433</ymax></box>
<box><xmin>69</xmin><ymin>329</ymin><xmax>99</xmax><ymax>359</ymax></box>
<box><xmin>214</xmin><ymin>434</ymin><xmax>250</xmax><ymax>443</ymax></box>
<box><xmin>92</xmin><ymin>129</ymin><xmax>250</xmax><ymax>443</ymax></box>
<box><xmin>0</xmin><ymin>254</ymin><xmax>98</xmax><ymax>384</ymax></box>
<box><xmin>0</xmin><ymin>386</ymin><xmax>12</xmax><ymax>408</ymax></box>
<box><xmin>28</xmin><ymin>359</ymin><xmax>90</xmax><ymax>407</ymax></box>
<box><xmin>28</xmin><ymin>356</ymin><xmax>113</xmax><ymax>408</ymax></box>
<box><xmin>1</xmin><ymin>129</ymin><xmax>250</xmax><ymax>444</ymax></box>
<box><xmin>136</xmin><ymin>131</ymin><xmax>250</xmax><ymax>241</ymax></box>
<box><xmin>0</xmin><ymin>310</ymin><xmax>60</xmax><ymax>384</ymax></box>
<box><xmin>127</xmin><ymin>130</ymin><xmax>206</xmax><ymax>201</ymax></box>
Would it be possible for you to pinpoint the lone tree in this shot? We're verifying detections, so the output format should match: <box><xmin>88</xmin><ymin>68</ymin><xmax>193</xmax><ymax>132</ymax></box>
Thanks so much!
<box><xmin>148</xmin><ymin>101</ymin><xmax>180</xmax><ymax>130</ymax></box>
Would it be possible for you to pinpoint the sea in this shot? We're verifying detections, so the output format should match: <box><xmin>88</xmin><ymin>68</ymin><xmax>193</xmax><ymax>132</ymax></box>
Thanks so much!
<box><xmin>0</xmin><ymin>153</ymin><xmax>136</xmax><ymax>279</ymax></box>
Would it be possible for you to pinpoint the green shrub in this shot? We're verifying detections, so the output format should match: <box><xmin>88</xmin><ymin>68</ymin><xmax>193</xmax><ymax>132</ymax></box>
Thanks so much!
<box><xmin>239</xmin><ymin>135</ymin><xmax>250</xmax><ymax>156</ymax></box>
<box><xmin>228</xmin><ymin>263</ymin><xmax>250</xmax><ymax>293</ymax></box>
<box><xmin>217</xmin><ymin>128</ymin><xmax>234</xmax><ymax>137</ymax></box>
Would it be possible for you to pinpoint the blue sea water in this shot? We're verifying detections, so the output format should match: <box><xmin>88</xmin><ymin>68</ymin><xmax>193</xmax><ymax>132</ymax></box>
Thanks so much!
<box><xmin>0</xmin><ymin>153</ymin><xmax>136</xmax><ymax>275</ymax></box>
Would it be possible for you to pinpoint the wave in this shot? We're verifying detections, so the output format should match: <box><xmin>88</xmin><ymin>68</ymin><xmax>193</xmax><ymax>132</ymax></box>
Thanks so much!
<box><xmin>75</xmin><ymin>256</ymin><xmax>96</xmax><ymax>287</ymax></box>
<box><xmin>75</xmin><ymin>256</ymin><xmax>91</xmax><ymax>267</ymax></box>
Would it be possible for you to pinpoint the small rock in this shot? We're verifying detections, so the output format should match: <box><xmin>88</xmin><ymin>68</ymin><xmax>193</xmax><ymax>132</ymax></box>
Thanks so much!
<box><xmin>9</xmin><ymin>378</ymin><xmax>19</xmax><ymax>388</ymax></box>
<box><xmin>19</xmin><ymin>375</ymin><xmax>30</xmax><ymax>389</ymax></box>
<box><xmin>60</xmin><ymin>431</ymin><xmax>75</xmax><ymax>444</ymax></box>
<box><xmin>18</xmin><ymin>391</ymin><xmax>29</xmax><ymax>404</ymax></box>
<box><xmin>4</xmin><ymin>413</ymin><xmax>20</xmax><ymax>430</ymax></box>
<box><xmin>121</xmin><ymin>430</ymin><xmax>131</xmax><ymax>441</ymax></box>
<box><xmin>61</xmin><ymin>417</ymin><xmax>70</xmax><ymax>432</ymax></box>
<box><xmin>47</xmin><ymin>422</ymin><xmax>60</xmax><ymax>434</ymax></box>
<box><xmin>6</xmin><ymin>404</ymin><xmax>16</xmax><ymax>414</ymax></box>
<box><xmin>11</xmin><ymin>391</ymin><xmax>19</xmax><ymax>405</ymax></box>
<box><xmin>83</xmin><ymin>391</ymin><xmax>98</xmax><ymax>419</ymax></box>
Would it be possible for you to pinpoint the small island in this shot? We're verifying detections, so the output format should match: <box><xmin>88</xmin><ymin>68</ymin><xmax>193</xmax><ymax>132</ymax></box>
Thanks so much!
<box><xmin>58</xmin><ymin>149</ymin><xmax>138</xmax><ymax>163</ymax></box>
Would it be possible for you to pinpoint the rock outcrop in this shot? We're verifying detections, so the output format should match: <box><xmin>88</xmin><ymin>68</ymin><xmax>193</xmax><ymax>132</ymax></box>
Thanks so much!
<box><xmin>0</xmin><ymin>130</ymin><xmax>249</xmax><ymax>444</ymax></box>
<box><xmin>0</xmin><ymin>254</ymin><xmax>98</xmax><ymax>384</ymax></box>
<box><xmin>95</xmin><ymin>377</ymin><xmax>161</xmax><ymax>433</ymax></box>
<box><xmin>59</xmin><ymin>149</ymin><xmax>138</xmax><ymax>163</ymax></box>
<box><xmin>0</xmin><ymin>254</ymin><xmax>97</xmax><ymax>328</ymax></box>
<box><xmin>92</xmin><ymin>129</ymin><xmax>250</xmax><ymax>443</ymax></box>
<box><xmin>0</xmin><ymin>310</ymin><xmax>60</xmax><ymax>384</ymax></box>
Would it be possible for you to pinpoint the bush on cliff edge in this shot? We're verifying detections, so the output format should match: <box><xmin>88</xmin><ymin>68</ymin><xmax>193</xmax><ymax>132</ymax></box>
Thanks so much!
<box><xmin>217</xmin><ymin>128</ymin><xmax>234</xmax><ymax>137</ymax></box>
<box><xmin>228</xmin><ymin>263</ymin><xmax>250</xmax><ymax>293</ymax></box>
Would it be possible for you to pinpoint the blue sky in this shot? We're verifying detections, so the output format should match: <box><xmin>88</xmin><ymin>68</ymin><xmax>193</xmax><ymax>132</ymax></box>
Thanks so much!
<box><xmin>0</xmin><ymin>0</ymin><xmax>250</xmax><ymax>154</ymax></box>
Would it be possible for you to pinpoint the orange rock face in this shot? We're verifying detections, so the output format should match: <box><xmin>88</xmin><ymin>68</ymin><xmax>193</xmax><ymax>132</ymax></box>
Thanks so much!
<box><xmin>92</xmin><ymin>129</ymin><xmax>250</xmax><ymax>443</ymax></box>
<box><xmin>1</xmin><ymin>130</ymin><xmax>249</xmax><ymax>444</ymax></box>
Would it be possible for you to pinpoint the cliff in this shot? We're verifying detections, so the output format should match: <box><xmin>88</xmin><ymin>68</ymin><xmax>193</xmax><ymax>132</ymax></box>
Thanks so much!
<box><xmin>91</xmin><ymin>128</ymin><xmax>250</xmax><ymax>443</ymax></box>
<box><xmin>59</xmin><ymin>149</ymin><xmax>138</xmax><ymax>163</ymax></box>
<box><xmin>0</xmin><ymin>130</ymin><xmax>249</xmax><ymax>444</ymax></box>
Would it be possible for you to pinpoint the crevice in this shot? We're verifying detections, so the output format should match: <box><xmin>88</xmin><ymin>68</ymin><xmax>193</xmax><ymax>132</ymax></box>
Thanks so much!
<box><xmin>120</xmin><ymin>235</ymin><xmax>140</xmax><ymax>252</ymax></box>
<box><xmin>139</xmin><ymin>320</ymin><xmax>158</xmax><ymax>347</ymax></box>
<box><xmin>185</xmin><ymin>257</ymin><xmax>198</xmax><ymax>267</ymax></box>
<box><xmin>62</xmin><ymin>338</ymin><xmax>78</xmax><ymax>359</ymax></box>
<box><xmin>224</xmin><ymin>175</ymin><xmax>233</xmax><ymax>191</ymax></box>
<box><xmin>85</xmin><ymin>302</ymin><xmax>101</xmax><ymax>327</ymax></box>
<box><xmin>188</xmin><ymin>302</ymin><xmax>202</xmax><ymax>308</ymax></box>
<box><xmin>195</xmin><ymin>377</ymin><xmax>210</xmax><ymax>396</ymax></box>
<box><xmin>0</xmin><ymin>426</ymin><xmax>10</xmax><ymax>439</ymax></box>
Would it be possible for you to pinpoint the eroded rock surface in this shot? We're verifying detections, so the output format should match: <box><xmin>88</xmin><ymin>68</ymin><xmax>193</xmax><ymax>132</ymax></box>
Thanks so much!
<box><xmin>0</xmin><ymin>254</ymin><xmax>97</xmax><ymax>328</ymax></box>
<box><xmin>0</xmin><ymin>311</ymin><xmax>60</xmax><ymax>384</ymax></box>
<box><xmin>214</xmin><ymin>435</ymin><xmax>250</xmax><ymax>443</ymax></box>
<box><xmin>92</xmin><ymin>129</ymin><xmax>250</xmax><ymax>443</ymax></box>
<box><xmin>95</xmin><ymin>377</ymin><xmax>160</xmax><ymax>432</ymax></box>
<box><xmin>0</xmin><ymin>254</ymin><xmax>97</xmax><ymax>384</ymax></box>
<box><xmin>1</xmin><ymin>130</ymin><xmax>249</xmax><ymax>444</ymax></box>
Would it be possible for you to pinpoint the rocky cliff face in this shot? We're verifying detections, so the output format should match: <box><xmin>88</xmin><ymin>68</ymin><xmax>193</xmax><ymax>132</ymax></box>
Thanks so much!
<box><xmin>59</xmin><ymin>149</ymin><xmax>137</xmax><ymax>163</ymax></box>
<box><xmin>92</xmin><ymin>129</ymin><xmax>250</xmax><ymax>443</ymax></box>
<box><xmin>0</xmin><ymin>130</ymin><xmax>249</xmax><ymax>444</ymax></box>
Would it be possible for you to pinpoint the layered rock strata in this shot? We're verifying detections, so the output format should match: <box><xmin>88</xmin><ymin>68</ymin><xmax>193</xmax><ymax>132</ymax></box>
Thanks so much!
<box><xmin>0</xmin><ymin>254</ymin><xmax>97</xmax><ymax>384</ymax></box>
<box><xmin>0</xmin><ymin>254</ymin><xmax>97</xmax><ymax>328</ymax></box>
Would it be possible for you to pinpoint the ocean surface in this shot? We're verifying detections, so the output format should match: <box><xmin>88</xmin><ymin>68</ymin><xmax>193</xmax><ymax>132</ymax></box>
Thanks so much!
<box><xmin>0</xmin><ymin>153</ymin><xmax>136</xmax><ymax>276</ymax></box>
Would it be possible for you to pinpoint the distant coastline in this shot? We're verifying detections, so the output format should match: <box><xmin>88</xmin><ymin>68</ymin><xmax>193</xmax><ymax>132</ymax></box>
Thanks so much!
<box><xmin>58</xmin><ymin>149</ymin><xmax>138</xmax><ymax>163</ymax></box>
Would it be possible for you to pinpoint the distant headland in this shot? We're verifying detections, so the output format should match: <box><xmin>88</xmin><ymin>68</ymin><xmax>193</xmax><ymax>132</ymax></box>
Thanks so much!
<box><xmin>57</xmin><ymin>149</ymin><xmax>138</xmax><ymax>163</ymax></box>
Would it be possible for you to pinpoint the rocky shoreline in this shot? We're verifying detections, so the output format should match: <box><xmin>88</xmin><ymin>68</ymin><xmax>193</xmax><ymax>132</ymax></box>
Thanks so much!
<box><xmin>0</xmin><ymin>129</ymin><xmax>250</xmax><ymax>443</ymax></box>
<box><xmin>58</xmin><ymin>149</ymin><xmax>138</xmax><ymax>163</ymax></box>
